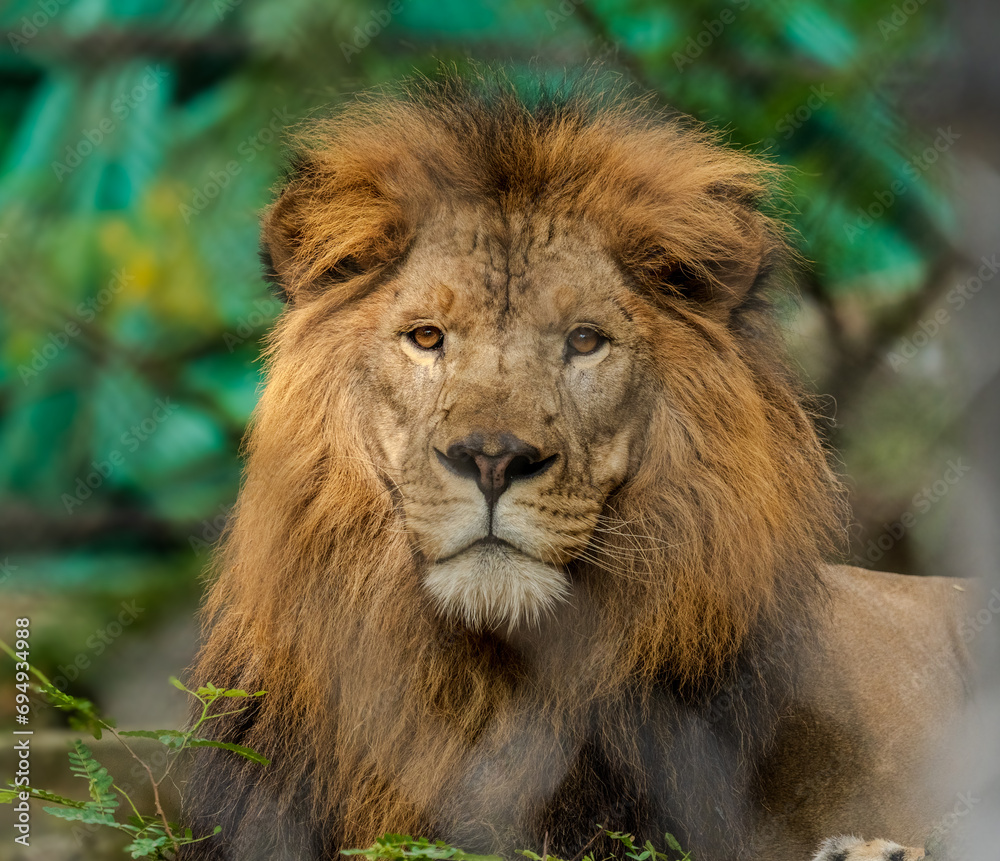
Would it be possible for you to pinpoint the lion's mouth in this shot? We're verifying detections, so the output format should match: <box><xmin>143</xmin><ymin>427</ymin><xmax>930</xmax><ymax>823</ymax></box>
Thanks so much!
<box><xmin>437</xmin><ymin>534</ymin><xmax>522</xmax><ymax>564</ymax></box>
<box><xmin>423</xmin><ymin>537</ymin><xmax>570</xmax><ymax>630</ymax></box>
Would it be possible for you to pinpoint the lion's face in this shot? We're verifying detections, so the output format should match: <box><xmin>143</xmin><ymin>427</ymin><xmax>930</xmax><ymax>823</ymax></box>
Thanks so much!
<box><xmin>256</xmin><ymin>79</ymin><xmax>841</xmax><ymax>667</ymax></box>
<box><xmin>359</xmin><ymin>208</ymin><xmax>656</xmax><ymax>631</ymax></box>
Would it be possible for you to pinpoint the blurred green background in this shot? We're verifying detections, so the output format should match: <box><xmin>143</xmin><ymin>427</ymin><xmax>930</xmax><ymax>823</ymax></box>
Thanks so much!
<box><xmin>1</xmin><ymin>0</ymin><xmax>999</xmax><ymax>855</ymax></box>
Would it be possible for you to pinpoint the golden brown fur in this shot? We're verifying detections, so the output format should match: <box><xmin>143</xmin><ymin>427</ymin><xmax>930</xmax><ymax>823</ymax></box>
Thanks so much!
<box><xmin>182</xmin><ymin>73</ymin><xmax>973</xmax><ymax>861</ymax></box>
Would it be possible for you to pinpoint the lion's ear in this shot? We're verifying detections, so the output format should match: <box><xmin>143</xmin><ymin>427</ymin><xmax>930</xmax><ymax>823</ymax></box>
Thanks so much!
<box><xmin>694</xmin><ymin>225</ymin><xmax>772</xmax><ymax>310</ymax></box>
<box><xmin>259</xmin><ymin>159</ymin><xmax>314</xmax><ymax>304</ymax></box>
<box><xmin>643</xmin><ymin>208</ymin><xmax>777</xmax><ymax>314</ymax></box>
<box><xmin>617</xmin><ymin>171</ymin><xmax>784</xmax><ymax>315</ymax></box>
<box><xmin>259</xmin><ymin>154</ymin><xmax>412</xmax><ymax>304</ymax></box>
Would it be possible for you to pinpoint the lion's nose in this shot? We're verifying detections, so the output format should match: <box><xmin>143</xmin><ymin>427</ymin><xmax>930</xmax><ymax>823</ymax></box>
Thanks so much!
<box><xmin>436</xmin><ymin>433</ymin><xmax>556</xmax><ymax>505</ymax></box>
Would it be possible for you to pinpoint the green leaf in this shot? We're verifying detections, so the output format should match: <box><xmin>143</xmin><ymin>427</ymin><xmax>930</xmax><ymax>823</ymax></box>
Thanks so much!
<box><xmin>42</xmin><ymin>805</ymin><xmax>118</xmax><ymax>825</ymax></box>
<box><xmin>68</xmin><ymin>741</ymin><xmax>115</xmax><ymax>801</ymax></box>
<box><xmin>663</xmin><ymin>834</ymin><xmax>683</xmax><ymax>853</ymax></box>
<box><xmin>184</xmin><ymin>739</ymin><xmax>270</xmax><ymax>766</ymax></box>
<box><xmin>37</xmin><ymin>685</ymin><xmax>110</xmax><ymax>739</ymax></box>
<box><xmin>119</xmin><ymin>729</ymin><xmax>189</xmax><ymax>747</ymax></box>
<box><xmin>125</xmin><ymin>834</ymin><xmax>172</xmax><ymax>858</ymax></box>
<box><xmin>38</xmin><ymin>686</ymin><xmax>93</xmax><ymax>713</ymax></box>
<box><xmin>195</xmin><ymin>681</ymin><xmax>220</xmax><ymax>700</ymax></box>
<box><xmin>119</xmin><ymin>728</ymin><xmax>269</xmax><ymax>764</ymax></box>
<box><xmin>0</xmin><ymin>789</ymin><xmax>18</xmax><ymax>803</ymax></box>
<box><xmin>20</xmin><ymin>786</ymin><xmax>88</xmax><ymax>808</ymax></box>
<box><xmin>606</xmin><ymin>832</ymin><xmax>637</xmax><ymax>852</ymax></box>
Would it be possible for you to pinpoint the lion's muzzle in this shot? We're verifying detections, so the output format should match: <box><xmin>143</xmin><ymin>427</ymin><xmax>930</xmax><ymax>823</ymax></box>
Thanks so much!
<box><xmin>435</xmin><ymin>432</ymin><xmax>557</xmax><ymax>506</ymax></box>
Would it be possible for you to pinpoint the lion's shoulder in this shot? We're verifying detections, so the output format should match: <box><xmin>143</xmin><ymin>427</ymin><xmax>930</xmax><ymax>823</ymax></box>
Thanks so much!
<box><xmin>816</xmin><ymin>564</ymin><xmax>975</xmax><ymax>675</ymax></box>
<box><xmin>800</xmin><ymin>565</ymin><xmax>976</xmax><ymax>718</ymax></box>
<box><xmin>805</xmin><ymin>564</ymin><xmax>976</xmax><ymax>742</ymax></box>
<box><xmin>755</xmin><ymin>566</ymin><xmax>976</xmax><ymax>859</ymax></box>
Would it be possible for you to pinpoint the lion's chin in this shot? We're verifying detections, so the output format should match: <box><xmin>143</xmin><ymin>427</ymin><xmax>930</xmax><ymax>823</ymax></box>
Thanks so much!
<box><xmin>423</xmin><ymin>541</ymin><xmax>570</xmax><ymax>632</ymax></box>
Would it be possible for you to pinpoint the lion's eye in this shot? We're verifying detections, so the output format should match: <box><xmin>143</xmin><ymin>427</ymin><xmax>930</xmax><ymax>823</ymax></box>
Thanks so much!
<box><xmin>566</xmin><ymin>327</ymin><xmax>605</xmax><ymax>355</ymax></box>
<box><xmin>407</xmin><ymin>326</ymin><xmax>445</xmax><ymax>351</ymax></box>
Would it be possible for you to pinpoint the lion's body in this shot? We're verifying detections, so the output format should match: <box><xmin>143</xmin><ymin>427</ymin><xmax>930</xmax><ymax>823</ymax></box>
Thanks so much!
<box><xmin>182</xmin><ymin>74</ymin><xmax>974</xmax><ymax>861</ymax></box>
<box><xmin>759</xmin><ymin>566</ymin><xmax>971</xmax><ymax>858</ymax></box>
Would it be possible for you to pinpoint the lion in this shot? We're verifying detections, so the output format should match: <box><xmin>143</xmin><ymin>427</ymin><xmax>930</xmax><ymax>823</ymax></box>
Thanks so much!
<box><xmin>181</xmin><ymin>73</ymin><xmax>975</xmax><ymax>861</ymax></box>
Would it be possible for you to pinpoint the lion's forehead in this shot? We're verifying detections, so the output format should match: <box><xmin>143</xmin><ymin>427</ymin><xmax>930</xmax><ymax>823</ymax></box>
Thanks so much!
<box><xmin>391</xmin><ymin>206</ymin><xmax>630</xmax><ymax>334</ymax></box>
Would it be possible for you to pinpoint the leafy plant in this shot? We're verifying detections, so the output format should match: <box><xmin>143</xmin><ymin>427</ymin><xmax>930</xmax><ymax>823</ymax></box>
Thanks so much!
<box><xmin>345</xmin><ymin>830</ymin><xmax>693</xmax><ymax>861</ymax></box>
<box><xmin>0</xmin><ymin>640</ymin><xmax>266</xmax><ymax>859</ymax></box>
<box><xmin>344</xmin><ymin>833</ymin><xmax>504</xmax><ymax>861</ymax></box>
<box><xmin>599</xmin><ymin>830</ymin><xmax>692</xmax><ymax>861</ymax></box>
<box><xmin>3</xmin><ymin>649</ymin><xmax>692</xmax><ymax>861</ymax></box>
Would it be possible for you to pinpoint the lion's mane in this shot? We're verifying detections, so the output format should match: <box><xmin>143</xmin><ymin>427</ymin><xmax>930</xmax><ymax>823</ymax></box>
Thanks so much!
<box><xmin>184</xmin><ymin>73</ymin><xmax>847</xmax><ymax>860</ymax></box>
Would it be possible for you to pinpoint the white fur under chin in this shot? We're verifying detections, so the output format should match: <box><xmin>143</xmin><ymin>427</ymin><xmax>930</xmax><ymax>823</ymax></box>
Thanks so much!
<box><xmin>423</xmin><ymin>545</ymin><xmax>570</xmax><ymax>632</ymax></box>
